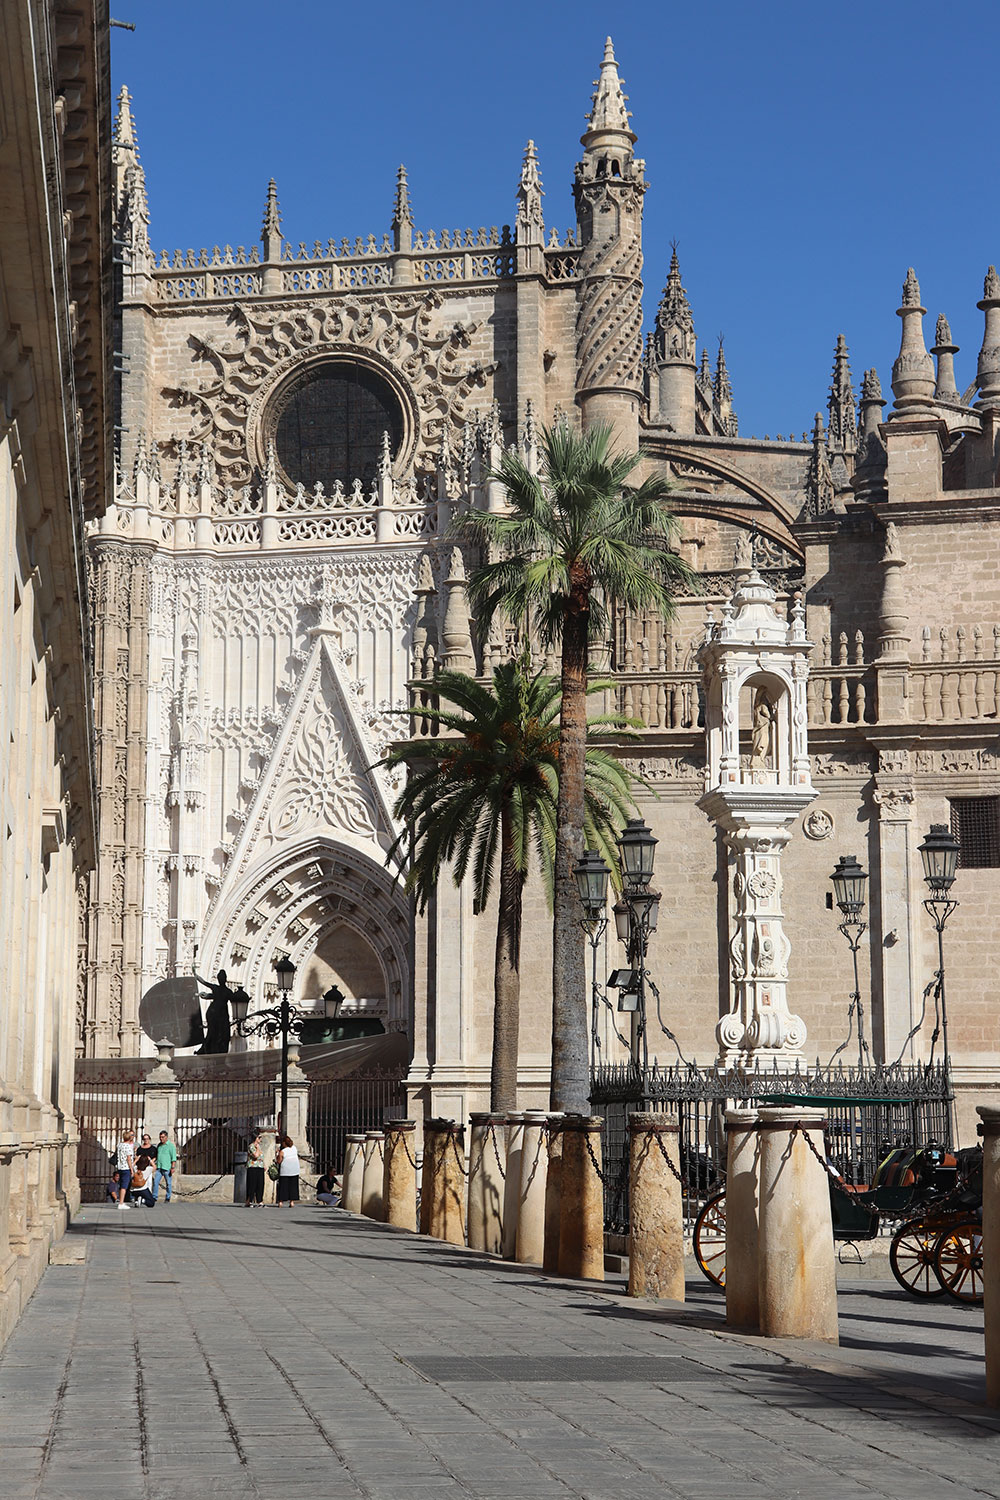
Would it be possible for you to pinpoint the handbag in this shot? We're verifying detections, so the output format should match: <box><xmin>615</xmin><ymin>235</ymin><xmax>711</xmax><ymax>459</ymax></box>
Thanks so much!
<box><xmin>267</xmin><ymin>1162</ymin><xmax>280</xmax><ymax>1181</ymax></box>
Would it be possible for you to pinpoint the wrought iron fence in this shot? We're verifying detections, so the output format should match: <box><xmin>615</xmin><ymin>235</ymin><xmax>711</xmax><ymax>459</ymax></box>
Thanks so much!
<box><xmin>590</xmin><ymin>1059</ymin><xmax>954</xmax><ymax>1236</ymax></box>
<box><xmin>74</xmin><ymin>1076</ymin><xmax>147</xmax><ymax>1203</ymax></box>
<box><xmin>176</xmin><ymin>1076</ymin><xmax>275</xmax><ymax>1176</ymax></box>
<box><xmin>308</xmin><ymin>1070</ymin><xmax>408</xmax><ymax>1175</ymax></box>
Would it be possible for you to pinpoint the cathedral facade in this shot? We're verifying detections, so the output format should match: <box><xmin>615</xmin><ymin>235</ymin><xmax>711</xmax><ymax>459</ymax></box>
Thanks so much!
<box><xmin>90</xmin><ymin>40</ymin><xmax>1000</xmax><ymax>1141</ymax></box>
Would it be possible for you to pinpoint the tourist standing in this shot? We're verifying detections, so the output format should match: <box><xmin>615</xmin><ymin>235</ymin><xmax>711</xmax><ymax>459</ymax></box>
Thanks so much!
<box><xmin>152</xmin><ymin>1131</ymin><xmax>178</xmax><ymax>1202</ymax></box>
<box><xmin>245</xmin><ymin>1128</ymin><xmax>265</xmax><ymax>1207</ymax></box>
<box><xmin>115</xmin><ymin>1130</ymin><xmax>135</xmax><ymax>1209</ymax></box>
<box><xmin>275</xmin><ymin>1135</ymin><xmax>300</xmax><ymax>1207</ymax></box>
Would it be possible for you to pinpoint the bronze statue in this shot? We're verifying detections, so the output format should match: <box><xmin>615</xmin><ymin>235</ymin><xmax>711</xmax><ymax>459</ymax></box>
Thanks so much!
<box><xmin>193</xmin><ymin>969</ymin><xmax>234</xmax><ymax>1055</ymax></box>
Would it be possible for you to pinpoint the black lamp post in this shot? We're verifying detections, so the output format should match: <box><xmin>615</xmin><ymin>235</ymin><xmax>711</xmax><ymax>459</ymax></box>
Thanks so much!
<box><xmin>617</xmin><ymin>819</ymin><xmax>660</xmax><ymax>1073</ymax></box>
<box><xmin>574</xmin><ymin>848</ymin><xmax>611</xmax><ymax>1065</ymax></box>
<box><xmin>231</xmin><ymin>960</ymin><xmax>344</xmax><ymax>1134</ymax></box>
<box><xmin>918</xmin><ymin>823</ymin><xmax>960</xmax><ymax>1069</ymax></box>
<box><xmin>829</xmin><ymin>854</ymin><xmax>869</xmax><ymax>1067</ymax></box>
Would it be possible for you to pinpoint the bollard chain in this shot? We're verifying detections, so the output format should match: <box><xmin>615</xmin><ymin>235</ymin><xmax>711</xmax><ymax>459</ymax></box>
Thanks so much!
<box><xmin>449</xmin><ymin>1130</ymin><xmax>469</xmax><ymax>1177</ymax></box>
<box><xmin>793</xmin><ymin>1124</ymin><xmax>849</xmax><ymax>1188</ymax></box>
<box><xmin>389</xmin><ymin>1131</ymin><xmax>419</xmax><ymax>1172</ymax></box>
<box><xmin>487</xmin><ymin>1123</ymin><xmax>507</xmax><ymax>1181</ymax></box>
<box><xmin>649</xmin><ymin>1128</ymin><xmax>685</xmax><ymax>1188</ymax></box>
<box><xmin>582</xmin><ymin>1129</ymin><xmax>610</xmax><ymax>1187</ymax></box>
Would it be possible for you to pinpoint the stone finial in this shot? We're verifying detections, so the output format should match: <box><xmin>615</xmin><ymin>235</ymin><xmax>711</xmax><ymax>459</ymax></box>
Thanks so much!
<box><xmin>522</xmin><ymin>398</ymin><xmax>538</xmax><ymax>452</ymax></box>
<box><xmin>114</xmin><ymin>84</ymin><xmax>137</xmax><ymax>148</ymax></box>
<box><xmin>442</xmin><ymin>547</ymin><xmax>474</xmax><ymax>673</ymax></box>
<box><xmin>714</xmin><ymin>340</ymin><xmax>732</xmax><ymax>407</ymax></box>
<box><xmin>698</xmin><ymin>346</ymin><xmax>713</xmax><ymax>394</ymax></box>
<box><xmin>977</xmin><ymin>265</ymin><xmax>1000</xmax><ymax>406</ymax></box>
<box><xmin>132</xmin><ymin>428</ymin><xmax>148</xmax><ymax>483</ymax></box>
<box><xmin>805</xmin><ymin>412</ymin><xmax>836</xmax><ymax>516</ymax></box>
<box><xmin>516</xmin><ymin>140</ymin><xmax>544</xmax><ymax>234</ymax></box>
<box><xmin>197</xmin><ymin>443</ymin><xmax>213</xmax><ymax>488</ymax></box>
<box><xmin>175</xmin><ymin>438</ymin><xmax>191</xmax><ymax>488</ymax></box>
<box><xmin>392</xmin><ymin>165</ymin><xmax>413</xmax><ymax>253</ymax></box>
<box><xmin>861</xmin><ymin>368</ymin><xmax>883</xmax><ymax>402</ymax></box>
<box><xmin>827</xmin><ymin>334</ymin><xmax>857</xmax><ymax>457</ymax></box>
<box><xmin>261</xmin><ymin>178</ymin><xmax>281</xmax><ymax>243</ymax></box>
<box><xmin>932</xmin><ymin>313</ymin><xmax>960</xmax><ymax>402</ymax></box>
<box><xmin>264</xmin><ymin>438</ymin><xmax>278</xmax><ymax>486</ymax></box>
<box><xmin>583</xmin><ymin>36</ymin><xmax>635</xmax><ymax>145</ymax></box>
<box><xmin>112</xmin><ymin>85</ymin><xmax>150</xmax><ymax>258</ymax></box>
<box><xmin>654</xmin><ymin>244</ymin><xmax>695</xmax><ymax>366</ymax></box>
<box><xmin>891</xmin><ymin>267</ymin><xmax>935</xmax><ymax>411</ymax></box>
<box><xmin>378</xmin><ymin>429</ymin><xmax>393</xmax><ymax>479</ymax></box>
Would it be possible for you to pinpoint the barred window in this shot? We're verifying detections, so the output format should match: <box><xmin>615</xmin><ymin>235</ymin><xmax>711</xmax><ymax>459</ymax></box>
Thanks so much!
<box><xmin>949</xmin><ymin>796</ymin><xmax>1000</xmax><ymax>868</ymax></box>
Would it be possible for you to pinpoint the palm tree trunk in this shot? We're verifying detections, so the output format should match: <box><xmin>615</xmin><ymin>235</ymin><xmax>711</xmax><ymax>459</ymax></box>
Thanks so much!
<box><xmin>491</xmin><ymin>800</ymin><xmax>523</xmax><ymax>1113</ymax></box>
<box><xmin>551</xmin><ymin>598</ymin><xmax>590</xmax><ymax>1113</ymax></box>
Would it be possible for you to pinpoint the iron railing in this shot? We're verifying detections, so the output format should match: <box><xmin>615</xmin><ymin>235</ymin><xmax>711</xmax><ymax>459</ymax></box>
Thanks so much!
<box><xmin>74</xmin><ymin>1076</ymin><xmax>147</xmax><ymax>1202</ymax></box>
<box><xmin>308</xmin><ymin>1069</ymin><xmax>408</xmax><ymax>1176</ymax></box>
<box><xmin>175</xmin><ymin>1076</ymin><xmax>275</xmax><ymax>1176</ymax></box>
<box><xmin>590</xmin><ymin>1059</ymin><xmax>954</xmax><ymax>1236</ymax></box>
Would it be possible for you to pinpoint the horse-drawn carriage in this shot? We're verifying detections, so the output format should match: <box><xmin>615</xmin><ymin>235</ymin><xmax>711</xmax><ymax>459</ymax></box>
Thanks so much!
<box><xmin>692</xmin><ymin>1094</ymin><xmax>984</xmax><ymax>1304</ymax></box>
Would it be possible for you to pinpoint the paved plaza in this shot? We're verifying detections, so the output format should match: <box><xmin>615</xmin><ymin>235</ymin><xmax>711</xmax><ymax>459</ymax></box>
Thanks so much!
<box><xmin>0</xmin><ymin>1204</ymin><xmax>997</xmax><ymax>1500</ymax></box>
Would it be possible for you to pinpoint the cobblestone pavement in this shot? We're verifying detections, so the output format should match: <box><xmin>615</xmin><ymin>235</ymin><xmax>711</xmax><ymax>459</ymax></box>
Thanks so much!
<box><xmin>0</xmin><ymin>1203</ymin><xmax>997</xmax><ymax>1500</ymax></box>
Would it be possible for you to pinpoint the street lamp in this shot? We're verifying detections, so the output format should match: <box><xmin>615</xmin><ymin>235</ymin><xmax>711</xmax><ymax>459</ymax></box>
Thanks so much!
<box><xmin>829</xmin><ymin>854</ymin><xmax>869</xmax><ymax>1067</ymax></box>
<box><xmin>919</xmin><ymin>823</ymin><xmax>960</xmax><ymax>1069</ymax></box>
<box><xmin>574</xmin><ymin>848</ymin><xmax>611</xmax><ymax>1064</ymax></box>
<box><xmin>230</xmin><ymin>956</ymin><xmax>333</xmax><ymax>1135</ymax></box>
<box><xmin>617</xmin><ymin>819</ymin><xmax>660</xmax><ymax>1075</ymax></box>
<box><xmin>618</xmin><ymin>818</ymin><xmax>657</xmax><ymax>888</ymax></box>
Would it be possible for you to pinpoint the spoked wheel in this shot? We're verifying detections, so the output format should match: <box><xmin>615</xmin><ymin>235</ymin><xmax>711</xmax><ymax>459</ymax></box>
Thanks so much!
<box><xmin>693</xmin><ymin>1190</ymin><xmax>726</xmax><ymax>1288</ymax></box>
<box><xmin>934</xmin><ymin>1219</ymin><xmax>985</xmax><ymax>1305</ymax></box>
<box><xmin>889</xmin><ymin>1219</ymin><xmax>947</xmax><ymax>1298</ymax></box>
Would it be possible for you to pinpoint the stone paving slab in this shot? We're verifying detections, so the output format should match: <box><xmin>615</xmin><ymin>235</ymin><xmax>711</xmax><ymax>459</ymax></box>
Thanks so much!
<box><xmin>0</xmin><ymin>1202</ymin><xmax>997</xmax><ymax>1499</ymax></box>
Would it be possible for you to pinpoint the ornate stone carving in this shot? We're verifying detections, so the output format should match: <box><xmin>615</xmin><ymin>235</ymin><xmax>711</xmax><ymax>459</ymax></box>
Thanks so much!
<box><xmin>873</xmin><ymin>785</ymin><xmax>915</xmax><ymax>819</ymax></box>
<box><xmin>803</xmin><ymin>808</ymin><xmax>834</xmax><ymax>841</ymax></box>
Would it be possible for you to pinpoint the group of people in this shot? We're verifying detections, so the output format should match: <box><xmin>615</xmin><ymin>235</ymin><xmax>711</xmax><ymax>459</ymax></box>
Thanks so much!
<box><xmin>245</xmin><ymin>1128</ymin><xmax>300</xmax><ymax>1206</ymax></box>
<box><xmin>108</xmin><ymin>1129</ymin><xmax>178</xmax><ymax>1209</ymax></box>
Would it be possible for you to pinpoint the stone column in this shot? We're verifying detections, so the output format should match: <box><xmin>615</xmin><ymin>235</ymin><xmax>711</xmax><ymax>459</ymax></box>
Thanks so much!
<box><xmin>724</xmin><ymin>1107</ymin><xmax>760</xmax><ymax>1330</ymax></box>
<box><xmin>542</xmin><ymin>1114</ymin><xmax>564</xmax><ymax>1272</ymax></box>
<box><xmin>558</xmin><ymin>1115</ymin><xmax>605</xmax><ymax>1282</ymax></box>
<box><xmin>341</xmin><ymin>1134</ymin><xmax>366</xmax><ymax>1215</ymax></box>
<box><xmin>468</xmin><ymin>1112</ymin><xmax>505</xmax><ymax>1253</ymax></box>
<box><xmin>361</xmin><ymin>1131</ymin><xmax>385</xmax><ymax>1220</ymax></box>
<box><xmin>757</xmin><ymin>1107</ymin><xmax>838</xmax><ymax>1343</ymax></box>
<box><xmin>383</xmin><ymin>1120</ymin><xmax>417</xmax><ymax>1232</ymax></box>
<box><xmin>978</xmin><ymin>1106</ymin><xmax>1000</xmax><ymax>1405</ymax></box>
<box><xmin>424</xmin><ymin>1118</ymin><xmax>465</xmax><ymax>1245</ymax></box>
<box><xmin>627</xmin><ymin>1112</ymin><xmax>684</xmax><ymax>1302</ymax></box>
<box><xmin>515</xmin><ymin>1112</ymin><xmax>548</xmax><ymax>1266</ymax></box>
<box><xmin>419</xmin><ymin>1120</ymin><xmax>443</xmax><ymax>1236</ymax></box>
<box><xmin>501</xmin><ymin>1113</ymin><xmax>525</xmax><ymax>1260</ymax></box>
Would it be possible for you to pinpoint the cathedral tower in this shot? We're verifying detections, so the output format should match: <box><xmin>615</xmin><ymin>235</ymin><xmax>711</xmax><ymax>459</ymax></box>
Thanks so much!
<box><xmin>573</xmin><ymin>38</ymin><xmax>647</xmax><ymax>450</ymax></box>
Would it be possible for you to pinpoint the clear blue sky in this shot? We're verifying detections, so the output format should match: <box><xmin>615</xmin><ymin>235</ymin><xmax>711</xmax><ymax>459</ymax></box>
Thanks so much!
<box><xmin>113</xmin><ymin>1</ymin><xmax>996</xmax><ymax>441</ymax></box>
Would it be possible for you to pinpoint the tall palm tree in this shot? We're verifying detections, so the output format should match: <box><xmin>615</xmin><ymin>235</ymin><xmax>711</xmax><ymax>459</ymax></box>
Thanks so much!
<box><xmin>457</xmin><ymin>422</ymin><xmax>694</xmax><ymax>1114</ymax></box>
<box><xmin>380</xmin><ymin>660</ymin><xmax>635</xmax><ymax>1113</ymax></box>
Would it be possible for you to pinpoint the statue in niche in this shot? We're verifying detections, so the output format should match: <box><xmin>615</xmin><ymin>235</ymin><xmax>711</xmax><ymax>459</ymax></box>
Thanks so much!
<box><xmin>750</xmin><ymin>687</ymin><xmax>776</xmax><ymax>767</ymax></box>
<box><xmin>194</xmin><ymin>969</ymin><xmax>234</xmax><ymax>1055</ymax></box>
<box><xmin>883</xmin><ymin>521</ymin><xmax>903</xmax><ymax>561</ymax></box>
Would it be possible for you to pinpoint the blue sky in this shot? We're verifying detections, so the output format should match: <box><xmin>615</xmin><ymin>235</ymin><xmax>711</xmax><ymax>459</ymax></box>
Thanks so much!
<box><xmin>114</xmin><ymin>1</ymin><xmax>996</xmax><ymax>440</ymax></box>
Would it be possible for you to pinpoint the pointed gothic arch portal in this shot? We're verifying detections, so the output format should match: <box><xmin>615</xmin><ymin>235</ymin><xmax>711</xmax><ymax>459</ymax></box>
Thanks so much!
<box><xmin>201</xmin><ymin>838</ymin><xmax>411</xmax><ymax>1037</ymax></box>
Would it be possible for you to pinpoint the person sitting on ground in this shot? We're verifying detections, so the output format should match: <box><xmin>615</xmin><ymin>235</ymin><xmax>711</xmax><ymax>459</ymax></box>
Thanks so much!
<box><xmin>105</xmin><ymin>1170</ymin><xmax>120</xmax><ymax>1204</ymax></box>
<box><xmin>129</xmin><ymin>1153</ymin><xmax>158</xmax><ymax>1208</ymax></box>
<box><xmin>315</xmin><ymin>1166</ymin><xmax>338</xmax><ymax>1206</ymax></box>
<box><xmin>275</xmin><ymin>1134</ymin><xmax>300</xmax><ymax>1207</ymax></box>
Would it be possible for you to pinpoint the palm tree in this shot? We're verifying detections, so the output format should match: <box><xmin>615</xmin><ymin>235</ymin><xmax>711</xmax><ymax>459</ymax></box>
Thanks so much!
<box><xmin>380</xmin><ymin>660</ymin><xmax>635</xmax><ymax>1113</ymax></box>
<box><xmin>457</xmin><ymin>422</ymin><xmax>694</xmax><ymax>1114</ymax></box>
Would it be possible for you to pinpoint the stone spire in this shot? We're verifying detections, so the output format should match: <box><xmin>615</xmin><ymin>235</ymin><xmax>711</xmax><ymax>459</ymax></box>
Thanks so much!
<box><xmin>574</xmin><ymin>38</ymin><xmax>646</xmax><ymax>447</ymax></box>
<box><xmin>805</xmin><ymin>413</ymin><xmax>836</xmax><ymax>516</ymax></box>
<box><xmin>891</xmin><ymin>268</ymin><xmax>935</xmax><ymax>412</ymax></box>
<box><xmin>698</xmin><ymin>346</ymin><xmax>713</xmax><ymax>397</ymax></box>
<box><xmin>392</xmin><ymin>165</ymin><xmax>413</xmax><ymax>254</ymax></box>
<box><xmin>516</xmin><ymin>140</ymin><xmax>544</xmax><ymax>244</ymax></box>
<box><xmin>112</xmin><ymin>85</ymin><xmax>150</xmax><ymax>263</ymax></box>
<box><xmin>441</xmin><ymin>548</ymin><xmax>475</xmax><ymax>673</ymax></box>
<box><xmin>652</xmin><ymin>247</ymin><xmax>697</xmax><ymax>432</ymax></box>
<box><xmin>826</xmin><ymin>335</ymin><xmax>857</xmax><ymax>458</ymax></box>
<box><xmin>932</xmin><ymin>314</ymin><xmax>960</xmax><ymax>403</ymax></box>
<box><xmin>261</xmin><ymin>178</ymin><xmax>282</xmax><ymax>262</ymax></box>
<box><xmin>714</xmin><ymin>340</ymin><xmax>735</xmax><ymax>433</ymax></box>
<box><xmin>852</xmin><ymin>370</ymin><xmax>888</xmax><ymax>502</ymax></box>
<box><xmin>582</xmin><ymin>37</ymin><xmax>635</xmax><ymax>147</ymax></box>
<box><xmin>976</xmin><ymin>266</ymin><xmax>1000</xmax><ymax>407</ymax></box>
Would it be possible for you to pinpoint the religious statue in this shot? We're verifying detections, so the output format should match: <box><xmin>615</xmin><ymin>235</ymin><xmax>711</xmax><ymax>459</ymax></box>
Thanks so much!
<box><xmin>193</xmin><ymin>969</ymin><xmax>234</xmax><ymax>1055</ymax></box>
<box><xmin>883</xmin><ymin>521</ymin><xmax>903</xmax><ymax>562</ymax></box>
<box><xmin>733</xmin><ymin>530</ymin><xmax>755</xmax><ymax>572</ymax></box>
<box><xmin>750</xmin><ymin>687</ymin><xmax>775</xmax><ymax>766</ymax></box>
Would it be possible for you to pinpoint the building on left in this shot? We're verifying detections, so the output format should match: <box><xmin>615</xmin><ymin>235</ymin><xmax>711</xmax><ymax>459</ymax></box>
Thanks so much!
<box><xmin>0</xmin><ymin>0</ymin><xmax>111</xmax><ymax>1344</ymax></box>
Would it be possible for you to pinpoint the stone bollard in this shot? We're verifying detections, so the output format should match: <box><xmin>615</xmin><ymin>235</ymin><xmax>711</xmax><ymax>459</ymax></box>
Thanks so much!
<box><xmin>361</xmin><ymin>1131</ymin><xmax>385</xmax><ymax>1220</ymax></box>
<box><xmin>515</xmin><ymin>1112</ymin><xmax>549</xmax><ymax>1265</ymax></box>
<box><xmin>425</xmin><ymin>1118</ymin><xmax>466</xmax><ymax>1245</ymax></box>
<box><xmin>341</xmin><ymin>1134</ymin><xmax>366</xmax><ymax>1215</ymax></box>
<box><xmin>542</xmin><ymin>1113</ymin><xmax>564</xmax><ymax>1272</ymax></box>
<box><xmin>383</xmin><ymin>1120</ymin><xmax>418</xmax><ymax>1232</ymax></box>
<box><xmin>725</xmin><ymin>1107</ymin><xmax>760</xmax><ymax>1330</ymax></box>
<box><xmin>757</xmin><ymin>1107</ymin><xmax>838</xmax><ymax>1343</ymax></box>
<box><xmin>978</xmin><ymin>1106</ymin><xmax>1000</xmax><ymax>1405</ymax></box>
<box><xmin>419</xmin><ymin>1119</ymin><xmax>444</xmax><ymax>1236</ymax></box>
<box><xmin>468</xmin><ymin>1113</ymin><xmax>505</xmax><ymax>1253</ymax></box>
<box><xmin>627</xmin><ymin>1112</ymin><xmax>684</xmax><ymax>1302</ymax></box>
<box><xmin>558</xmin><ymin>1115</ymin><xmax>605</xmax><ymax>1282</ymax></box>
<box><xmin>501</xmin><ymin>1113</ymin><xmax>525</xmax><ymax>1259</ymax></box>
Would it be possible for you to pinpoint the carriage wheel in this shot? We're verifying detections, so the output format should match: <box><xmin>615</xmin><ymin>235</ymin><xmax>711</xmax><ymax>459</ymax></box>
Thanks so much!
<box><xmin>934</xmin><ymin>1219</ymin><xmax>985</xmax><ymax>1305</ymax></box>
<box><xmin>693</xmin><ymin>1191</ymin><xmax>726</xmax><ymax>1288</ymax></box>
<box><xmin>889</xmin><ymin>1219</ymin><xmax>947</xmax><ymax>1299</ymax></box>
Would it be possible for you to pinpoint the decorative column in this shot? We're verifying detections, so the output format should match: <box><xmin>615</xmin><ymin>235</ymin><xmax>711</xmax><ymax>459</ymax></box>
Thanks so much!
<box><xmin>977</xmin><ymin>1106</ymin><xmax>1000</xmax><ymax>1406</ymax></box>
<box><xmin>360</xmin><ymin>1131</ymin><xmax>385</xmax><ymax>1220</ymax></box>
<box><xmin>875</xmin><ymin>521</ymin><xmax>910</xmax><ymax>720</ymax></box>
<box><xmin>382</xmin><ymin>1120</ymin><xmax>417</xmax><ymax>1231</ymax></box>
<box><xmin>542</xmin><ymin>1114</ymin><xmax>564</xmax><ymax>1272</ymax></box>
<box><xmin>724</xmin><ymin>1107</ymin><xmax>760</xmax><ymax>1330</ymax></box>
<box><xmin>557</xmin><ymin>1115</ymin><xmax>605</xmax><ymax>1282</ymax></box>
<box><xmin>698</xmin><ymin>570</ymin><xmax>816</xmax><ymax>1066</ymax></box>
<box><xmin>501</xmin><ymin>1112</ymin><xmax>525</xmax><ymax>1260</ymax></box>
<box><xmin>515</xmin><ymin>1112</ymin><xmax>548</xmax><ymax>1266</ymax></box>
<box><xmin>627</xmin><ymin>1112</ymin><xmax>684</xmax><ymax>1302</ymax></box>
<box><xmin>757</xmin><ymin>1107</ymin><xmax>838</xmax><ymax>1343</ymax></box>
<box><xmin>872</xmin><ymin>749</ymin><xmax>918</xmax><ymax>1061</ymax></box>
<box><xmin>341</xmin><ymin>1134</ymin><xmax>366</xmax><ymax>1215</ymax></box>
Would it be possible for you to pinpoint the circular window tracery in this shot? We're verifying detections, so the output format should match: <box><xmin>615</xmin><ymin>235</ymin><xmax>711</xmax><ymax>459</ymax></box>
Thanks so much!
<box><xmin>270</xmin><ymin>361</ymin><xmax>405</xmax><ymax>492</ymax></box>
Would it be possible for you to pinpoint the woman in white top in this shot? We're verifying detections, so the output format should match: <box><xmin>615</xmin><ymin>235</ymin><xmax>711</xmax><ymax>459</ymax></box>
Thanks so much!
<box><xmin>115</xmin><ymin>1131</ymin><xmax>135</xmax><ymax>1209</ymax></box>
<box><xmin>275</xmin><ymin>1135</ymin><xmax>300</xmax><ymax>1207</ymax></box>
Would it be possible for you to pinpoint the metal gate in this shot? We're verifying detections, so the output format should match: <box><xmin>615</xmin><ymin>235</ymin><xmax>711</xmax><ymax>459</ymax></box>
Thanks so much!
<box><xmin>308</xmin><ymin>1069</ymin><xmax>408</xmax><ymax>1175</ymax></box>
<box><xmin>74</xmin><ymin>1074</ymin><xmax>146</xmax><ymax>1203</ymax></box>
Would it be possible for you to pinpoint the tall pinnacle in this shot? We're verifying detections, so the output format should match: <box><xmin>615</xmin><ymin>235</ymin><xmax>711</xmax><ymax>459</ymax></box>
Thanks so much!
<box><xmin>582</xmin><ymin>36</ymin><xmax>635</xmax><ymax>147</ymax></box>
<box><xmin>891</xmin><ymin>267</ymin><xmax>935</xmax><ymax>412</ymax></box>
<box><xmin>827</xmin><ymin>334</ymin><xmax>857</xmax><ymax>457</ymax></box>
<box><xmin>654</xmin><ymin>246</ymin><xmax>695</xmax><ymax>366</ymax></box>
<box><xmin>516</xmin><ymin>141</ymin><xmax>544</xmax><ymax>229</ymax></box>
<box><xmin>392</xmin><ymin>165</ymin><xmax>413</xmax><ymax>253</ymax></box>
<box><xmin>114</xmin><ymin>84</ymin><xmax>137</xmax><ymax>148</ymax></box>
<box><xmin>261</xmin><ymin>178</ymin><xmax>281</xmax><ymax>241</ymax></box>
<box><xmin>112</xmin><ymin>84</ymin><xmax>149</xmax><ymax>257</ymax></box>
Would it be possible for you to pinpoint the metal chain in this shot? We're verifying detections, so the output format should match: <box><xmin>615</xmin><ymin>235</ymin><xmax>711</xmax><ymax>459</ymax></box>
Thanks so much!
<box><xmin>388</xmin><ymin>1132</ymin><xmax>419</xmax><ymax>1172</ymax></box>
<box><xmin>793</xmin><ymin>1124</ymin><xmax>849</xmax><ymax>1188</ymax></box>
<box><xmin>487</xmin><ymin>1123</ymin><xmax>507</xmax><ymax>1181</ymax></box>
<box><xmin>582</xmin><ymin>1129</ymin><xmax>610</xmax><ymax>1187</ymax></box>
<box><xmin>449</xmin><ymin>1131</ymin><xmax>469</xmax><ymax>1177</ymax></box>
<box><xmin>649</xmin><ymin>1128</ymin><xmax>685</xmax><ymax>1187</ymax></box>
